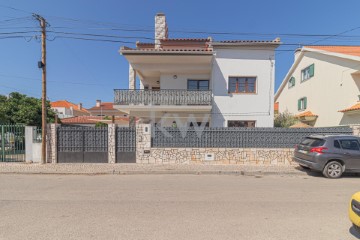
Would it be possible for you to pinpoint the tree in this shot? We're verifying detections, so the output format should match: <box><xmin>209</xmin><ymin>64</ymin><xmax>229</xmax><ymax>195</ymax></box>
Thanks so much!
<box><xmin>95</xmin><ymin>122</ymin><xmax>107</xmax><ymax>128</ymax></box>
<box><xmin>0</xmin><ymin>92</ymin><xmax>56</xmax><ymax>126</ymax></box>
<box><xmin>274</xmin><ymin>111</ymin><xmax>298</xmax><ymax>128</ymax></box>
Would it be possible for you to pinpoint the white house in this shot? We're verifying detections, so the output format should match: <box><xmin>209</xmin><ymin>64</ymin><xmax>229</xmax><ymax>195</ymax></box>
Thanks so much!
<box><xmin>51</xmin><ymin>100</ymin><xmax>89</xmax><ymax>119</ymax></box>
<box><xmin>275</xmin><ymin>46</ymin><xmax>360</xmax><ymax>127</ymax></box>
<box><xmin>114</xmin><ymin>13</ymin><xmax>281</xmax><ymax>127</ymax></box>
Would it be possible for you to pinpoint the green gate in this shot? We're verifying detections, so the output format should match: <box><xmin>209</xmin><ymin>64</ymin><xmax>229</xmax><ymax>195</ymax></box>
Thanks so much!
<box><xmin>0</xmin><ymin>125</ymin><xmax>25</xmax><ymax>162</ymax></box>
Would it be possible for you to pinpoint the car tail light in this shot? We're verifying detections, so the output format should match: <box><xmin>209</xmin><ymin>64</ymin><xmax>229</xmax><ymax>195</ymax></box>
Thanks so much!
<box><xmin>310</xmin><ymin>147</ymin><xmax>328</xmax><ymax>154</ymax></box>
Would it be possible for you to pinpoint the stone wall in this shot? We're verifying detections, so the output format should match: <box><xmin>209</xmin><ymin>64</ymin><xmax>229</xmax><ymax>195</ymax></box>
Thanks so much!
<box><xmin>136</xmin><ymin>124</ymin><xmax>296</xmax><ymax>165</ymax></box>
<box><xmin>138</xmin><ymin>147</ymin><xmax>296</xmax><ymax>165</ymax></box>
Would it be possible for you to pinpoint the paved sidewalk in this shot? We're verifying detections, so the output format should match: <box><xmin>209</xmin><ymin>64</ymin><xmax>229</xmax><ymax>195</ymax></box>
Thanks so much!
<box><xmin>0</xmin><ymin>163</ymin><xmax>305</xmax><ymax>175</ymax></box>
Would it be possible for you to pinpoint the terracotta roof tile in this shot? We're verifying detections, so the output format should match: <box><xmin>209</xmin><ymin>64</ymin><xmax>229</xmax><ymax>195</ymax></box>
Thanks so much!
<box><xmin>122</xmin><ymin>47</ymin><xmax>213</xmax><ymax>52</ymax></box>
<box><xmin>61</xmin><ymin>116</ymin><xmax>129</xmax><ymax>124</ymax></box>
<box><xmin>338</xmin><ymin>102</ymin><xmax>360</xmax><ymax>113</ymax></box>
<box><xmin>296</xmin><ymin>111</ymin><xmax>318</xmax><ymax>118</ymax></box>
<box><xmin>51</xmin><ymin>100</ymin><xmax>89</xmax><ymax>114</ymax></box>
<box><xmin>305</xmin><ymin>46</ymin><xmax>360</xmax><ymax>57</ymax></box>
<box><xmin>88</xmin><ymin>102</ymin><xmax>115</xmax><ymax>111</ymax></box>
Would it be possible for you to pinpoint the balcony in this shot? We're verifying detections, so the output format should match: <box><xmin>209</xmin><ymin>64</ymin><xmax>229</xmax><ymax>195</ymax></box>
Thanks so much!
<box><xmin>114</xmin><ymin>89</ymin><xmax>212</xmax><ymax>106</ymax></box>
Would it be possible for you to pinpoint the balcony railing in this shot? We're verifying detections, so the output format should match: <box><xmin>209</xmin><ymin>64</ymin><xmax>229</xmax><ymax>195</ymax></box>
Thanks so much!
<box><xmin>114</xmin><ymin>89</ymin><xmax>212</xmax><ymax>106</ymax></box>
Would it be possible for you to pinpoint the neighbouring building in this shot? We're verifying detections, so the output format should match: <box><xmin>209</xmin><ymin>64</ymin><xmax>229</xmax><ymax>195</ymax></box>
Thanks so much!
<box><xmin>114</xmin><ymin>13</ymin><xmax>281</xmax><ymax>127</ymax></box>
<box><xmin>88</xmin><ymin>100</ymin><xmax>128</xmax><ymax>117</ymax></box>
<box><xmin>51</xmin><ymin>100</ymin><xmax>89</xmax><ymax>119</ymax></box>
<box><xmin>275</xmin><ymin>46</ymin><xmax>360</xmax><ymax>127</ymax></box>
<box><xmin>61</xmin><ymin>116</ymin><xmax>129</xmax><ymax>127</ymax></box>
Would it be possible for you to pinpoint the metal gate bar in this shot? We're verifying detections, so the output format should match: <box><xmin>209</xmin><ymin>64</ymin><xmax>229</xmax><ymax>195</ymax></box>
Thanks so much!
<box><xmin>57</xmin><ymin>126</ymin><xmax>108</xmax><ymax>163</ymax></box>
<box><xmin>0</xmin><ymin>125</ymin><xmax>25</xmax><ymax>162</ymax></box>
<box><xmin>116</xmin><ymin>127</ymin><xmax>136</xmax><ymax>163</ymax></box>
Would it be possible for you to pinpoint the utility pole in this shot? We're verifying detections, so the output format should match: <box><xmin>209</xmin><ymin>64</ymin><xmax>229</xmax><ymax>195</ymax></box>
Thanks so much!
<box><xmin>34</xmin><ymin>14</ymin><xmax>47</xmax><ymax>164</ymax></box>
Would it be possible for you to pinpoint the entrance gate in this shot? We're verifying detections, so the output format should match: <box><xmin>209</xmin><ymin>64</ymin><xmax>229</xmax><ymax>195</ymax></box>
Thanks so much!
<box><xmin>0</xmin><ymin>125</ymin><xmax>25</xmax><ymax>162</ymax></box>
<box><xmin>57</xmin><ymin>126</ymin><xmax>108</xmax><ymax>163</ymax></box>
<box><xmin>116</xmin><ymin>127</ymin><xmax>136</xmax><ymax>163</ymax></box>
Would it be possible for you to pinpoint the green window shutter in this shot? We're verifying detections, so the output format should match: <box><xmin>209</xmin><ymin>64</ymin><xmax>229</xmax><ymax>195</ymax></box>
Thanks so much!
<box><xmin>309</xmin><ymin>64</ymin><xmax>314</xmax><ymax>77</ymax></box>
<box><xmin>298</xmin><ymin>99</ymin><xmax>301</xmax><ymax>110</ymax></box>
<box><xmin>304</xmin><ymin>97</ymin><xmax>307</xmax><ymax>109</ymax></box>
<box><xmin>292</xmin><ymin>77</ymin><xmax>295</xmax><ymax>86</ymax></box>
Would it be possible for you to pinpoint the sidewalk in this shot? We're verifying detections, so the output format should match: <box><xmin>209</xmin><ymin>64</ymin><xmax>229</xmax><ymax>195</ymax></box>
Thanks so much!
<box><xmin>0</xmin><ymin>163</ymin><xmax>306</xmax><ymax>176</ymax></box>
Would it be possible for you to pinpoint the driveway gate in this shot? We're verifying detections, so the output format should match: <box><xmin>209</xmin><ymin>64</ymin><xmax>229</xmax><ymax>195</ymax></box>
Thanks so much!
<box><xmin>57</xmin><ymin>126</ymin><xmax>108</xmax><ymax>163</ymax></box>
<box><xmin>116</xmin><ymin>127</ymin><xmax>136</xmax><ymax>163</ymax></box>
<box><xmin>0</xmin><ymin>124</ymin><xmax>25</xmax><ymax>162</ymax></box>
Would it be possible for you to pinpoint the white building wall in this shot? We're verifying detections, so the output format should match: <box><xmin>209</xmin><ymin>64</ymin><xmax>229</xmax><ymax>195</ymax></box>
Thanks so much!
<box><xmin>276</xmin><ymin>52</ymin><xmax>360</xmax><ymax>127</ymax></box>
<box><xmin>160</xmin><ymin>73</ymin><xmax>211</xmax><ymax>89</ymax></box>
<box><xmin>211</xmin><ymin>48</ymin><xmax>275</xmax><ymax>127</ymax></box>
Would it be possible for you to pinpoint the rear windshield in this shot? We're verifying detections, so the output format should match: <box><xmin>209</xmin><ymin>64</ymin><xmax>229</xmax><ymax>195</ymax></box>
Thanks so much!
<box><xmin>300</xmin><ymin>137</ymin><xmax>325</xmax><ymax>147</ymax></box>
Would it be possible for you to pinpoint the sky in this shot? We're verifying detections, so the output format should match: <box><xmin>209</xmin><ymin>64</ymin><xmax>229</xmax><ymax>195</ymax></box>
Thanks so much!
<box><xmin>1</xmin><ymin>0</ymin><xmax>360</xmax><ymax>108</ymax></box>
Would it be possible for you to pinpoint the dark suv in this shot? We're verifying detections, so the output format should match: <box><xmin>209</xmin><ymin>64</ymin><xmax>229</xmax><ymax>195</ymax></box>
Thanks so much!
<box><xmin>293</xmin><ymin>135</ymin><xmax>360</xmax><ymax>178</ymax></box>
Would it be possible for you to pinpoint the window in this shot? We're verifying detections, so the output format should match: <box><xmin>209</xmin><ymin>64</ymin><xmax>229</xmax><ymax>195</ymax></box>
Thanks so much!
<box><xmin>301</xmin><ymin>64</ymin><xmax>314</xmax><ymax>82</ymax></box>
<box><xmin>288</xmin><ymin>77</ymin><xmax>295</xmax><ymax>88</ymax></box>
<box><xmin>228</xmin><ymin>77</ymin><xmax>256</xmax><ymax>93</ymax></box>
<box><xmin>300</xmin><ymin>137</ymin><xmax>325</xmax><ymax>147</ymax></box>
<box><xmin>187</xmin><ymin>80</ymin><xmax>209</xmax><ymax>90</ymax></box>
<box><xmin>228</xmin><ymin>120</ymin><xmax>256</xmax><ymax>127</ymax></box>
<box><xmin>334</xmin><ymin>140</ymin><xmax>341</xmax><ymax>149</ymax></box>
<box><xmin>298</xmin><ymin>97</ymin><xmax>307</xmax><ymax>111</ymax></box>
<box><xmin>339</xmin><ymin>139</ymin><xmax>360</xmax><ymax>151</ymax></box>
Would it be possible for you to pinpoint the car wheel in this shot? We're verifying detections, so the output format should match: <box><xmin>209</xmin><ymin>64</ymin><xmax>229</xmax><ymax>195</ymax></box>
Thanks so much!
<box><xmin>353</xmin><ymin>224</ymin><xmax>360</xmax><ymax>234</ymax></box>
<box><xmin>322</xmin><ymin>161</ymin><xmax>343</xmax><ymax>178</ymax></box>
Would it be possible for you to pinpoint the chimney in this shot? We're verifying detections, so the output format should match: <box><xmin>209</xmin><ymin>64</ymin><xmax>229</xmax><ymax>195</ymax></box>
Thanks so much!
<box><xmin>78</xmin><ymin>103</ymin><xmax>82</xmax><ymax>110</ymax></box>
<box><xmin>155</xmin><ymin>13</ymin><xmax>168</xmax><ymax>49</ymax></box>
<box><xmin>96</xmin><ymin>100</ymin><xmax>101</xmax><ymax>107</ymax></box>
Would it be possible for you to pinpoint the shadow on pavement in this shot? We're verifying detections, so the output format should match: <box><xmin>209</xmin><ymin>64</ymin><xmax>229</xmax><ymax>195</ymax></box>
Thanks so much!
<box><xmin>294</xmin><ymin>166</ymin><xmax>360</xmax><ymax>179</ymax></box>
<box><xmin>349</xmin><ymin>226</ymin><xmax>360</xmax><ymax>239</ymax></box>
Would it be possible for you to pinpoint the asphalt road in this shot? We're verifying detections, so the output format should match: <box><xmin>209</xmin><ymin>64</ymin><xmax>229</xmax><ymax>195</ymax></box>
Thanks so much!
<box><xmin>0</xmin><ymin>173</ymin><xmax>359</xmax><ymax>240</ymax></box>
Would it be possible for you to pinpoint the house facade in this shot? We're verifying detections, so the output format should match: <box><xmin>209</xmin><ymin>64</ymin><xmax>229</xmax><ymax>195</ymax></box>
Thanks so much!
<box><xmin>114</xmin><ymin>13</ymin><xmax>280</xmax><ymax>127</ymax></box>
<box><xmin>51</xmin><ymin>100</ymin><xmax>89</xmax><ymax>119</ymax></box>
<box><xmin>275</xmin><ymin>46</ymin><xmax>360</xmax><ymax>127</ymax></box>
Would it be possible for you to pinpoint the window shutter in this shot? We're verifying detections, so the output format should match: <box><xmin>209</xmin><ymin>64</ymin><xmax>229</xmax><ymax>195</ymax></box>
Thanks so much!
<box><xmin>304</xmin><ymin>97</ymin><xmax>307</xmax><ymax>109</ymax></box>
<box><xmin>309</xmin><ymin>64</ymin><xmax>314</xmax><ymax>77</ymax></box>
<box><xmin>292</xmin><ymin>77</ymin><xmax>295</xmax><ymax>86</ymax></box>
<box><xmin>298</xmin><ymin>99</ymin><xmax>301</xmax><ymax>110</ymax></box>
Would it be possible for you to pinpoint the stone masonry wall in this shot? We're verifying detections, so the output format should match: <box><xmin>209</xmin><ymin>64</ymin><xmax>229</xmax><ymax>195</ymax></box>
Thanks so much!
<box><xmin>138</xmin><ymin>147</ymin><xmax>296</xmax><ymax>165</ymax></box>
<box><xmin>136</xmin><ymin>124</ymin><xmax>296</xmax><ymax>165</ymax></box>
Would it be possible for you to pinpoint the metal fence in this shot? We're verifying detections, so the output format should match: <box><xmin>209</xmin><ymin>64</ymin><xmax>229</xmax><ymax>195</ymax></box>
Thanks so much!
<box><xmin>33</xmin><ymin>127</ymin><xmax>42</xmax><ymax>143</ymax></box>
<box><xmin>152</xmin><ymin>127</ymin><xmax>353</xmax><ymax>148</ymax></box>
<box><xmin>0</xmin><ymin>124</ymin><xmax>25</xmax><ymax>162</ymax></box>
<box><xmin>116</xmin><ymin>127</ymin><xmax>136</xmax><ymax>163</ymax></box>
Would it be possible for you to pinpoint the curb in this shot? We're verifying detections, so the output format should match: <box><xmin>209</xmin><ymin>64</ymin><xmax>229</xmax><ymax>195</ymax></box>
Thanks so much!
<box><xmin>0</xmin><ymin>169</ymin><xmax>307</xmax><ymax>176</ymax></box>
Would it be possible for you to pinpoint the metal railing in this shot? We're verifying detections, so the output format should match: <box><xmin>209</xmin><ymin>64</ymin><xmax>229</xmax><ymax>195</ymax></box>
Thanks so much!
<box><xmin>0</xmin><ymin>124</ymin><xmax>25</xmax><ymax>162</ymax></box>
<box><xmin>114</xmin><ymin>89</ymin><xmax>212</xmax><ymax>106</ymax></box>
<box><xmin>33</xmin><ymin>127</ymin><xmax>42</xmax><ymax>143</ymax></box>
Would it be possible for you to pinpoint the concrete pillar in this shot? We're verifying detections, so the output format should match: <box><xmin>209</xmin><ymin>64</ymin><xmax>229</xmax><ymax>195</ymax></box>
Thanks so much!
<box><xmin>351</xmin><ymin>125</ymin><xmax>360</xmax><ymax>136</ymax></box>
<box><xmin>46</xmin><ymin>124</ymin><xmax>57</xmax><ymax>163</ymax></box>
<box><xmin>136</xmin><ymin>124</ymin><xmax>151</xmax><ymax>163</ymax></box>
<box><xmin>25</xmin><ymin>126</ymin><xmax>34</xmax><ymax>162</ymax></box>
<box><xmin>129</xmin><ymin>64</ymin><xmax>137</xmax><ymax>127</ymax></box>
<box><xmin>108</xmin><ymin>124</ymin><xmax>116</xmax><ymax>164</ymax></box>
<box><xmin>129</xmin><ymin>64</ymin><xmax>136</xmax><ymax>90</ymax></box>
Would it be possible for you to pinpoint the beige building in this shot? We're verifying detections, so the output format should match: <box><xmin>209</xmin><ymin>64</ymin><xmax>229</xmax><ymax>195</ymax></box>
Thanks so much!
<box><xmin>275</xmin><ymin>46</ymin><xmax>360</xmax><ymax>127</ymax></box>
